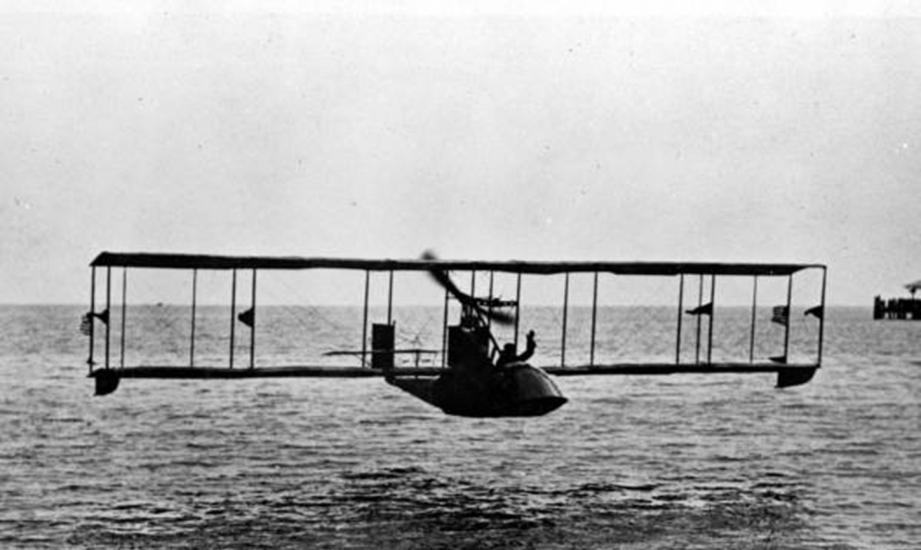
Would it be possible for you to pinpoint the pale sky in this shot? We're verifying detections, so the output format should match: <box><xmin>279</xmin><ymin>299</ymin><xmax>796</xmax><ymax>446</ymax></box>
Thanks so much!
<box><xmin>2</xmin><ymin>2</ymin><xmax>920</xmax><ymax>305</ymax></box>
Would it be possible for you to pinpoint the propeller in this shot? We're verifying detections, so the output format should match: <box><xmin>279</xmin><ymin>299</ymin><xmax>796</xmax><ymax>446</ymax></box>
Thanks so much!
<box><xmin>421</xmin><ymin>250</ymin><xmax>515</xmax><ymax>326</ymax></box>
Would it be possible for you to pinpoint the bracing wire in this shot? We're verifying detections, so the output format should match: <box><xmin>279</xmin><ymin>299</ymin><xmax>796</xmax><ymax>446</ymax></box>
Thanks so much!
<box><xmin>266</xmin><ymin>277</ymin><xmax>443</xmax><ymax>358</ymax></box>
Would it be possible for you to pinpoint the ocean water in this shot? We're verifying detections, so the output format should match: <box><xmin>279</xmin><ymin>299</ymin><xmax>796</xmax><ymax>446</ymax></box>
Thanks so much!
<box><xmin>1</xmin><ymin>305</ymin><xmax>919</xmax><ymax>549</ymax></box>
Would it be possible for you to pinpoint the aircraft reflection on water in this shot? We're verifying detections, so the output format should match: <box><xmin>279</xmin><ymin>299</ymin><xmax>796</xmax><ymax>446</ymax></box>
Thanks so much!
<box><xmin>86</xmin><ymin>251</ymin><xmax>826</xmax><ymax>417</ymax></box>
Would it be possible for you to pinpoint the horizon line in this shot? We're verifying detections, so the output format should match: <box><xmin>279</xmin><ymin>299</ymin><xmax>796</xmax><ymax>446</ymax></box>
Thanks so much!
<box><xmin>0</xmin><ymin>302</ymin><xmax>871</xmax><ymax>308</ymax></box>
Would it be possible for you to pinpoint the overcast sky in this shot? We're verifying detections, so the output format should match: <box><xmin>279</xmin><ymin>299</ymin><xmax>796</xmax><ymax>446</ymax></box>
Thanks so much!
<box><xmin>2</xmin><ymin>2</ymin><xmax>920</xmax><ymax>305</ymax></box>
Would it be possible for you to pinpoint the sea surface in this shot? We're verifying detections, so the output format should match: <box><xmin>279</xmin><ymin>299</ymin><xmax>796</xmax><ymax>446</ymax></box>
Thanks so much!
<box><xmin>1</xmin><ymin>304</ymin><xmax>919</xmax><ymax>549</ymax></box>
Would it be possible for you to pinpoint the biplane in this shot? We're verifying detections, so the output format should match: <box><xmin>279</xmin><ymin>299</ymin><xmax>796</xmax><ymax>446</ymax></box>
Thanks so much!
<box><xmin>84</xmin><ymin>252</ymin><xmax>827</xmax><ymax>417</ymax></box>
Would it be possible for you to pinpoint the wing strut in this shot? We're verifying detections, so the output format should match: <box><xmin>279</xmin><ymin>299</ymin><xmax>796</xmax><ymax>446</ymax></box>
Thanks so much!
<box><xmin>229</xmin><ymin>269</ymin><xmax>237</xmax><ymax>368</ymax></box>
<box><xmin>748</xmin><ymin>276</ymin><xmax>758</xmax><ymax>363</ymax></box>
<box><xmin>675</xmin><ymin>274</ymin><xmax>684</xmax><ymax>364</ymax></box>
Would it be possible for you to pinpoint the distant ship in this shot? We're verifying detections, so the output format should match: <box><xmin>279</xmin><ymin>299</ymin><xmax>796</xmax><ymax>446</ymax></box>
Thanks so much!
<box><xmin>874</xmin><ymin>279</ymin><xmax>921</xmax><ymax>320</ymax></box>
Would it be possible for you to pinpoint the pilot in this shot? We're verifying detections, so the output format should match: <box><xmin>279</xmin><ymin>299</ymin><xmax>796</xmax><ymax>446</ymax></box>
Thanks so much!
<box><xmin>496</xmin><ymin>330</ymin><xmax>536</xmax><ymax>368</ymax></box>
<box><xmin>459</xmin><ymin>306</ymin><xmax>480</xmax><ymax>328</ymax></box>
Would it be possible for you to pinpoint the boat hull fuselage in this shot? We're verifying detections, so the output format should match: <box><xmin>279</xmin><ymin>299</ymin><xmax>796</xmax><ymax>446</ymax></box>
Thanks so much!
<box><xmin>389</xmin><ymin>362</ymin><xmax>567</xmax><ymax>417</ymax></box>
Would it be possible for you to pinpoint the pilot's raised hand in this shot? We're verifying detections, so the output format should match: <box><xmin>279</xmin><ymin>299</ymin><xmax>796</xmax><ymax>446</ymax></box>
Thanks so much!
<box><xmin>525</xmin><ymin>330</ymin><xmax>536</xmax><ymax>349</ymax></box>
